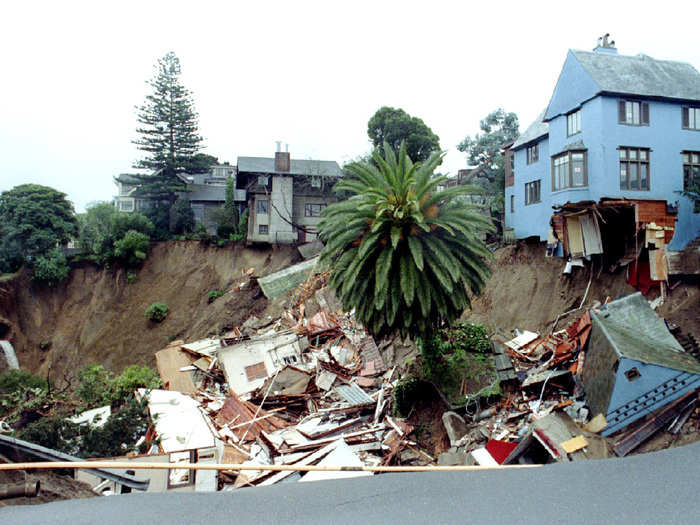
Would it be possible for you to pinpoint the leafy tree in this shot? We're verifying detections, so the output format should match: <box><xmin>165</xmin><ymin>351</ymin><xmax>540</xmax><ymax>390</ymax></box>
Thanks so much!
<box><xmin>184</xmin><ymin>153</ymin><xmax>219</xmax><ymax>173</ymax></box>
<box><xmin>0</xmin><ymin>184</ymin><xmax>77</xmax><ymax>274</ymax></box>
<box><xmin>368</xmin><ymin>107</ymin><xmax>440</xmax><ymax>163</ymax></box>
<box><xmin>457</xmin><ymin>108</ymin><xmax>519</xmax><ymax>166</ymax></box>
<box><xmin>212</xmin><ymin>176</ymin><xmax>240</xmax><ymax>238</ymax></box>
<box><xmin>77</xmin><ymin>203</ymin><xmax>153</xmax><ymax>264</ymax></box>
<box><xmin>132</xmin><ymin>52</ymin><xmax>204</xmax><ymax>202</ymax></box>
<box><xmin>318</xmin><ymin>143</ymin><xmax>493</xmax><ymax>340</ymax></box>
<box><xmin>457</xmin><ymin>109</ymin><xmax>519</xmax><ymax>223</ymax></box>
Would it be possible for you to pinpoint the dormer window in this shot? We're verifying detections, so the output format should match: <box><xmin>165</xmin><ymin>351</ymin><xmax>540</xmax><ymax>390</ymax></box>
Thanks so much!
<box><xmin>682</xmin><ymin>107</ymin><xmax>700</xmax><ymax>130</ymax></box>
<box><xmin>567</xmin><ymin>110</ymin><xmax>581</xmax><ymax>136</ymax></box>
<box><xmin>618</xmin><ymin>100</ymin><xmax>649</xmax><ymax>126</ymax></box>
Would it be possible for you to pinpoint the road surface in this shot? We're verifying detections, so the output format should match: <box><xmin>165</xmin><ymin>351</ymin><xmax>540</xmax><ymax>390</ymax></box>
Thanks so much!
<box><xmin>2</xmin><ymin>441</ymin><xmax>699</xmax><ymax>524</ymax></box>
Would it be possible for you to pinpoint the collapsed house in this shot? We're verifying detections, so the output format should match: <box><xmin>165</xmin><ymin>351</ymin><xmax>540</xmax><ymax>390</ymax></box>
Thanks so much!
<box><xmin>583</xmin><ymin>293</ymin><xmax>700</xmax><ymax>436</ymax></box>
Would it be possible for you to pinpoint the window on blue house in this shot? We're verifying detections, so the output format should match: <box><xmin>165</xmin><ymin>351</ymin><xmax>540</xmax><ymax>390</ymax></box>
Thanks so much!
<box><xmin>525</xmin><ymin>180</ymin><xmax>541</xmax><ymax>205</ymax></box>
<box><xmin>526</xmin><ymin>144</ymin><xmax>539</xmax><ymax>164</ymax></box>
<box><xmin>619</xmin><ymin>147</ymin><xmax>650</xmax><ymax>190</ymax></box>
<box><xmin>682</xmin><ymin>107</ymin><xmax>700</xmax><ymax>130</ymax></box>
<box><xmin>618</xmin><ymin>100</ymin><xmax>649</xmax><ymax>126</ymax></box>
<box><xmin>552</xmin><ymin>151</ymin><xmax>587</xmax><ymax>191</ymax></box>
<box><xmin>510</xmin><ymin>195</ymin><xmax>514</xmax><ymax>213</ymax></box>
<box><xmin>567</xmin><ymin>110</ymin><xmax>581</xmax><ymax>136</ymax></box>
<box><xmin>683</xmin><ymin>151</ymin><xmax>700</xmax><ymax>212</ymax></box>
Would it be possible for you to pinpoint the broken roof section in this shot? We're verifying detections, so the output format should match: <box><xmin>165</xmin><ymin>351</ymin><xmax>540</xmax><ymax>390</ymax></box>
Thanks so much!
<box><xmin>258</xmin><ymin>257</ymin><xmax>319</xmax><ymax>299</ymax></box>
<box><xmin>592</xmin><ymin>293</ymin><xmax>700</xmax><ymax>374</ymax></box>
<box><xmin>139</xmin><ymin>389</ymin><xmax>216</xmax><ymax>453</ymax></box>
<box><xmin>584</xmin><ymin>293</ymin><xmax>700</xmax><ymax>436</ymax></box>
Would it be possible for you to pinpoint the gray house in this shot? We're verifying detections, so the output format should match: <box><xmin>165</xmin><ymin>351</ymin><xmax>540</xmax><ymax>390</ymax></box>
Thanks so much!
<box><xmin>583</xmin><ymin>292</ymin><xmax>700</xmax><ymax>436</ymax></box>
<box><xmin>236</xmin><ymin>150</ymin><xmax>343</xmax><ymax>244</ymax></box>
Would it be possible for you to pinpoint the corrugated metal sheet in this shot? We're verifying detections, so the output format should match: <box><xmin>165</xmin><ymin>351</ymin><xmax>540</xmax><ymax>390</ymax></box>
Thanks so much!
<box><xmin>333</xmin><ymin>383</ymin><xmax>374</xmax><ymax>406</ymax></box>
<box><xmin>257</xmin><ymin>257</ymin><xmax>319</xmax><ymax>299</ymax></box>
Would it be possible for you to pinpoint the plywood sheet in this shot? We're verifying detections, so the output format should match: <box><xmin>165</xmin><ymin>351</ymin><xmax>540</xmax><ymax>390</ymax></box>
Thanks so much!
<box><xmin>155</xmin><ymin>346</ymin><xmax>197</xmax><ymax>394</ymax></box>
<box><xmin>566</xmin><ymin>216</ymin><xmax>585</xmax><ymax>257</ymax></box>
<box><xmin>580</xmin><ymin>214</ymin><xmax>603</xmax><ymax>255</ymax></box>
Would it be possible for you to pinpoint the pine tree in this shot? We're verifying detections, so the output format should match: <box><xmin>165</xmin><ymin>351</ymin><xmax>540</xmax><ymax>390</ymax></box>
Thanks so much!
<box><xmin>318</xmin><ymin>143</ymin><xmax>494</xmax><ymax>340</ymax></box>
<box><xmin>132</xmin><ymin>52</ymin><xmax>203</xmax><ymax>201</ymax></box>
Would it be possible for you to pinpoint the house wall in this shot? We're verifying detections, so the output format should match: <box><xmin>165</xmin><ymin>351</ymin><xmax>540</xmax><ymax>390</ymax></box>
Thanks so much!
<box><xmin>270</xmin><ymin>176</ymin><xmax>296</xmax><ymax>243</ymax></box>
<box><xmin>544</xmin><ymin>51</ymin><xmax>601</xmax><ymax>120</ymax></box>
<box><xmin>604</xmin><ymin>358</ymin><xmax>700</xmax><ymax>435</ymax></box>
<box><xmin>506</xmin><ymin>136</ymin><xmax>551</xmax><ymax>239</ymax></box>
<box><xmin>293</xmin><ymin>195</ymin><xmax>333</xmax><ymax>241</ymax></box>
<box><xmin>510</xmin><ymin>91</ymin><xmax>700</xmax><ymax>246</ymax></box>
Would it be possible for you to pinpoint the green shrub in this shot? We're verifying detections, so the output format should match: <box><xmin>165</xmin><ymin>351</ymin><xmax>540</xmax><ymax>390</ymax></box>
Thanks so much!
<box><xmin>111</xmin><ymin>365</ymin><xmax>161</xmax><ymax>405</ymax></box>
<box><xmin>0</xmin><ymin>370</ymin><xmax>48</xmax><ymax>395</ymax></box>
<box><xmin>392</xmin><ymin>378</ymin><xmax>428</xmax><ymax>418</ymax></box>
<box><xmin>208</xmin><ymin>290</ymin><xmax>225</xmax><ymax>303</ymax></box>
<box><xmin>146</xmin><ymin>302</ymin><xmax>169</xmax><ymax>322</ymax></box>
<box><xmin>32</xmin><ymin>248</ymin><xmax>70</xmax><ymax>286</ymax></box>
<box><xmin>76</xmin><ymin>365</ymin><xmax>114</xmax><ymax>408</ymax></box>
<box><xmin>126</xmin><ymin>271</ymin><xmax>138</xmax><ymax>284</ymax></box>
<box><xmin>170</xmin><ymin>196</ymin><xmax>195</xmax><ymax>235</ymax></box>
<box><xmin>114</xmin><ymin>230</ymin><xmax>150</xmax><ymax>268</ymax></box>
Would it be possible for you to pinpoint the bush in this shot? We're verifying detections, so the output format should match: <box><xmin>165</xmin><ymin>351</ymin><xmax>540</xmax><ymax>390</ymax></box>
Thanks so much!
<box><xmin>170</xmin><ymin>196</ymin><xmax>195</xmax><ymax>235</ymax></box>
<box><xmin>126</xmin><ymin>271</ymin><xmax>138</xmax><ymax>284</ymax></box>
<box><xmin>0</xmin><ymin>370</ymin><xmax>48</xmax><ymax>395</ymax></box>
<box><xmin>114</xmin><ymin>230</ymin><xmax>150</xmax><ymax>267</ymax></box>
<box><xmin>32</xmin><ymin>248</ymin><xmax>70</xmax><ymax>286</ymax></box>
<box><xmin>76</xmin><ymin>365</ymin><xmax>113</xmax><ymax>408</ymax></box>
<box><xmin>111</xmin><ymin>365</ymin><xmax>161</xmax><ymax>405</ymax></box>
<box><xmin>146</xmin><ymin>302</ymin><xmax>169</xmax><ymax>322</ymax></box>
<box><xmin>208</xmin><ymin>290</ymin><xmax>225</xmax><ymax>303</ymax></box>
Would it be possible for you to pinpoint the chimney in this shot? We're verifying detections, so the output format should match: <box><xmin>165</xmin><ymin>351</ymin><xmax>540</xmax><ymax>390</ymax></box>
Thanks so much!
<box><xmin>593</xmin><ymin>33</ymin><xmax>618</xmax><ymax>54</ymax></box>
<box><xmin>275</xmin><ymin>150</ymin><xmax>290</xmax><ymax>172</ymax></box>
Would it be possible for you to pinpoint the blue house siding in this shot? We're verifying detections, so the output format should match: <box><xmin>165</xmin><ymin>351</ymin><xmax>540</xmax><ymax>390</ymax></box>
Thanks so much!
<box><xmin>506</xmin><ymin>137</ymin><xmax>551</xmax><ymax>240</ymax></box>
<box><xmin>545</xmin><ymin>51</ymin><xmax>601</xmax><ymax>121</ymax></box>
<box><xmin>509</xmin><ymin>48</ymin><xmax>700</xmax><ymax>248</ymax></box>
<box><xmin>603</xmin><ymin>358</ymin><xmax>700</xmax><ymax>436</ymax></box>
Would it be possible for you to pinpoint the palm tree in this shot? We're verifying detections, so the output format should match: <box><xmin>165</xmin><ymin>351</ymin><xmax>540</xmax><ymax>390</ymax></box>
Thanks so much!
<box><xmin>318</xmin><ymin>143</ymin><xmax>494</xmax><ymax>339</ymax></box>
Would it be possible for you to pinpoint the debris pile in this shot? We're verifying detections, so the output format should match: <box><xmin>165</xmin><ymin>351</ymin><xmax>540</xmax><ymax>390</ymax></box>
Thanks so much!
<box><xmin>139</xmin><ymin>294</ymin><xmax>429</xmax><ymax>490</ymax></box>
<box><xmin>438</xmin><ymin>292</ymin><xmax>700</xmax><ymax>467</ymax></box>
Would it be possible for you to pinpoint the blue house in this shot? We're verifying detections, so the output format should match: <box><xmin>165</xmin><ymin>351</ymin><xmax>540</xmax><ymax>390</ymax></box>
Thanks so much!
<box><xmin>505</xmin><ymin>37</ymin><xmax>700</xmax><ymax>254</ymax></box>
<box><xmin>582</xmin><ymin>292</ymin><xmax>700</xmax><ymax>436</ymax></box>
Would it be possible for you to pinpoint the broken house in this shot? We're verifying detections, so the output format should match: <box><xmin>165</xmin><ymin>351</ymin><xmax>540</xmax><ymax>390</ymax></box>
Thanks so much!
<box><xmin>582</xmin><ymin>293</ymin><xmax>700</xmax><ymax>436</ymax></box>
<box><xmin>236</xmin><ymin>149</ymin><xmax>343</xmax><ymax>244</ymax></box>
<box><xmin>504</xmin><ymin>36</ymin><xmax>700</xmax><ymax>252</ymax></box>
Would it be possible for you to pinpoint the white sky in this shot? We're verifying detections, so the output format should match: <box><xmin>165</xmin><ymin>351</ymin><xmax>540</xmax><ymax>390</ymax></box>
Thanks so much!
<box><xmin>1</xmin><ymin>0</ymin><xmax>699</xmax><ymax>212</ymax></box>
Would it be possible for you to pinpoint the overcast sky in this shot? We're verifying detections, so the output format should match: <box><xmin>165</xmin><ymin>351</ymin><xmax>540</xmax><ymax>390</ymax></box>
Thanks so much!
<box><xmin>2</xmin><ymin>1</ymin><xmax>699</xmax><ymax>212</ymax></box>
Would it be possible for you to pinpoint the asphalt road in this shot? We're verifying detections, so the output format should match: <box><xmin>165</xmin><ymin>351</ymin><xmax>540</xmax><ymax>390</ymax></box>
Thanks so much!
<box><xmin>3</xmin><ymin>441</ymin><xmax>699</xmax><ymax>525</ymax></box>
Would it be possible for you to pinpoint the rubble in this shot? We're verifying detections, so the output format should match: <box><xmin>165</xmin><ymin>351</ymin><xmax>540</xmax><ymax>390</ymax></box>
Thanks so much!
<box><xmin>76</xmin><ymin>275</ymin><xmax>699</xmax><ymax>493</ymax></box>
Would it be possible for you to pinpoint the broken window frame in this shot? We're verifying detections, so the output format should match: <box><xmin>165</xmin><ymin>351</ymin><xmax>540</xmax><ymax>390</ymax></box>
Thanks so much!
<box><xmin>551</xmin><ymin>151</ymin><xmax>587</xmax><ymax>191</ymax></box>
<box><xmin>619</xmin><ymin>146</ymin><xmax>650</xmax><ymax>191</ymax></box>
<box><xmin>167</xmin><ymin>450</ymin><xmax>196</xmax><ymax>489</ymax></box>
<box><xmin>526</xmin><ymin>144</ymin><xmax>539</xmax><ymax>164</ymax></box>
<box><xmin>682</xmin><ymin>151</ymin><xmax>700</xmax><ymax>212</ymax></box>
<box><xmin>618</xmin><ymin>100</ymin><xmax>650</xmax><ymax>126</ymax></box>
<box><xmin>525</xmin><ymin>180</ymin><xmax>541</xmax><ymax>205</ymax></box>
<box><xmin>681</xmin><ymin>107</ymin><xmax>700</xmax><ymax>130</ymax></box>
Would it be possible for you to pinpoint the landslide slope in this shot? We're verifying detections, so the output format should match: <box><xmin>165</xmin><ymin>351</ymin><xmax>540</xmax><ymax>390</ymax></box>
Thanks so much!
<box><xmin>0</xmin><ymin>242</ymin><xmax>299</xmax><ymax>380</ymax></box>
<box><xmin>465</xmin><ymin>241</ymin><xmax>699</xmax><ymax>337</ymax></box>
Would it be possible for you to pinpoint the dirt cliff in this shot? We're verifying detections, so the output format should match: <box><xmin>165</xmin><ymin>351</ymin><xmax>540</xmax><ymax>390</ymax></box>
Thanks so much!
<box><xmin>0</xmin><ymin>242</ymin><xmax>300</xmax><ymax>382</ymax></box>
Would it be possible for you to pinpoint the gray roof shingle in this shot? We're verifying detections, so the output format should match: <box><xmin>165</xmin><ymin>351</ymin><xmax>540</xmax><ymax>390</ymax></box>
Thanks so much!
<box><xmin>572</xmin><ymin>50</ymin><xmax>700</xmax><ymax>102</ymax></box>
<box><xmin>237</xmin><ymin>157</ymin><xmax>343</xmax><ymax>177</ymax></box>
<box><xmin>511</xmin><ymin>108</ymin><xmax>549</xmax><ymax>150</ymax></box>
<box><xmin>591</xmin><ymin>293</ymin><xmax>700</xmax><ymax>374</ymax></box>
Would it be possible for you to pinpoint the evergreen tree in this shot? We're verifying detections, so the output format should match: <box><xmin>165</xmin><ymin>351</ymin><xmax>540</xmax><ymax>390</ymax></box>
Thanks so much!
<box><xmin>132</xmin><ymin>52</ymin><xmax>204</xmax><ymax>201</ymax></box>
